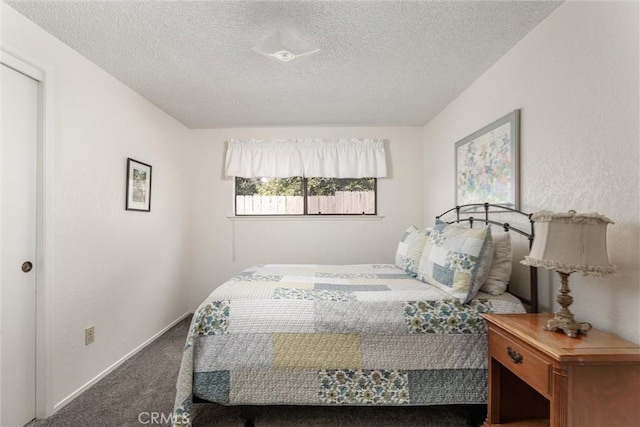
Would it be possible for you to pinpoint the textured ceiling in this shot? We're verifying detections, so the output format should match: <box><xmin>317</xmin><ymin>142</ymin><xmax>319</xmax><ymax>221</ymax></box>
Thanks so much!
<box><xmin>8</xmin><ymin>1</ymin><xmax>562</xmax><ymax>129</ymax></box>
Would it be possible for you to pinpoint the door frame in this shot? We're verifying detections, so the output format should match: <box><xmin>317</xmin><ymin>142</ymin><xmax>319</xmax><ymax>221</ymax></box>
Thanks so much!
<box><xmin>1</xmin><ymin>45</ymin><xmax>55</xmax><ymax>419</ymax></box>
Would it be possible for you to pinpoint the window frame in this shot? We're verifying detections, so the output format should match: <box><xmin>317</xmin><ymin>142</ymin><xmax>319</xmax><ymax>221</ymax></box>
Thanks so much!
<box><xmin>234</xmin><ymin>177</ymin><xmax>377</xmax><ymax>216</ymax></box>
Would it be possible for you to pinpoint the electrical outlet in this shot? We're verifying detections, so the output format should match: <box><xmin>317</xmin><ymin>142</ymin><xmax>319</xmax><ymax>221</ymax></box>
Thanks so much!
<box><xmin>85</xmin><ymin>326</ymin><xmax>95</xmax><ymax>345</ymax></box>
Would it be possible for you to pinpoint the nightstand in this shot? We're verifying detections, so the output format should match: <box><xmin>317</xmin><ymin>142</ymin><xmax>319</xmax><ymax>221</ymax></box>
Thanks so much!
<box><xmin>482</xmin><ymin>313</ymin><xmax>640</xmax><ymax>427</ymax></box>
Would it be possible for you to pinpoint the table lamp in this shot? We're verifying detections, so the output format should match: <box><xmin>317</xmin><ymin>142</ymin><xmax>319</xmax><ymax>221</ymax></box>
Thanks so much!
<box><xmin>522</xmin><ymin>210</ymin><xmax>616</xmax><ymax>338</ymax></box>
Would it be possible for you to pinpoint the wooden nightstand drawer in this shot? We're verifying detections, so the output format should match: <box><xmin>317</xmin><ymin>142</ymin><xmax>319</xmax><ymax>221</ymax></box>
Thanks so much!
<box><xmin>489</xmin><ymin>327</ymin><xmax>550</xmax><ymax>397</ymax></box>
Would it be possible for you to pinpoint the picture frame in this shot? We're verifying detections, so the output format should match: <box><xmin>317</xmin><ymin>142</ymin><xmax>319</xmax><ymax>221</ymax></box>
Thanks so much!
<box><xmin>455</xmin><ymin>110</ymin><xmax>520</xmax><ymax>210</ymax></box>
<box><xmin>126</xmin><ymin>158</ymin><xmax>152</xmax><ymax>212</ymax></box>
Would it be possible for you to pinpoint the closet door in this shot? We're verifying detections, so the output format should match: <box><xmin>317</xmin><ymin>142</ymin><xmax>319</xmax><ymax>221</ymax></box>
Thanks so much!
<box><xmin>1</xmin><ymin>62</ymin><xmax>38</xmax><ymax>427</ymax></box>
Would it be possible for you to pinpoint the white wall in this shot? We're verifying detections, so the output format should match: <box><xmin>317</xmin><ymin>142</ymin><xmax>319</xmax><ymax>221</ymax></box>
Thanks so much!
<box><xmin>423</xmin><ymin>1</ymin><xmax>639</xmax><ymax>343</ymax></box>
<box><xmin>186</xmin><ymin>127</ymin><xmax>423</xmax><ymax>306</ymax></box>
<box><xmin>3</xmin><ymin>4</ymin><xmax>192</xmax><ymax>410</ymax></box>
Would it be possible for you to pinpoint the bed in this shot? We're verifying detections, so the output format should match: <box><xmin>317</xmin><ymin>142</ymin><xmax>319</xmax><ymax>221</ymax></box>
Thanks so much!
<box><xmin>173</xmin><ymin>204</ymin><xmax>537</xmax><ymax>427</ymax></box>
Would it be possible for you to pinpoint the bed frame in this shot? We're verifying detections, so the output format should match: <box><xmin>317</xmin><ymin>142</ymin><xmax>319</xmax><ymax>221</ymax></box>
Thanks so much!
<box><xmin>435</xmin><ymin>202</ymin><xmax>538</xmax><ymax>313</ymax></box>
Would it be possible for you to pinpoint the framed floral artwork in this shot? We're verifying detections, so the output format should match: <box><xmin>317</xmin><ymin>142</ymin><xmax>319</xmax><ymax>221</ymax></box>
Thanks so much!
<box><xmin>455</xmin><ymin>110</ymin><xmax>520</xmax><ymax>210</ymax></box>
<box><xmin>126</xmin><ymin>158</ymin><xmax>152</xmax><ymax>212</ymax></box>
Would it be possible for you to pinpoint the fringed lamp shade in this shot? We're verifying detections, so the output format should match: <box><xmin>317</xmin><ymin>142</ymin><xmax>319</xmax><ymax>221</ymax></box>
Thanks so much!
<box><xmin>522</xmin><ymin>211</ymin><xmax>616</xmax><ymax>277</ymax></box>
<box><xmin>522</xmin><ymin>210</ymin><xmax>616</xmax><ymax>338</ymax></box>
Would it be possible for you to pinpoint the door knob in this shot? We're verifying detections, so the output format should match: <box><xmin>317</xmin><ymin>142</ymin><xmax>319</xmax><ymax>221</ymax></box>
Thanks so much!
<box><xmin>22</xmin><ymin>261</ymin><xmax>33</xmax><ymax>273</ymax></box>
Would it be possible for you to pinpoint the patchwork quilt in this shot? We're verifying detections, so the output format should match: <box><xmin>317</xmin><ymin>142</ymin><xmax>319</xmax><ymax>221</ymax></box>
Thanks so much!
<box><xmin>173</xmin><ymin>264</ymin><xmax>526</xmax><ymax>426</ymax></box>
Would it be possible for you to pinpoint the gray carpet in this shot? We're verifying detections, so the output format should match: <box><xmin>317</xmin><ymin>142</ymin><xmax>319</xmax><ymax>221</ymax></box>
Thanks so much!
<box><xmin>27</xmin><ymin>315</ymin><xmax>474</xmax><ymax>427</ymax></box>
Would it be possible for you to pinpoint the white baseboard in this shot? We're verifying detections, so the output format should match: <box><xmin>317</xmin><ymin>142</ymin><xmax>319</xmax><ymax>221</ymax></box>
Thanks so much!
<box><xmin>52</xmin><ymin>311</ymin><xmax>194</xmax><ymax>413</ymax></box>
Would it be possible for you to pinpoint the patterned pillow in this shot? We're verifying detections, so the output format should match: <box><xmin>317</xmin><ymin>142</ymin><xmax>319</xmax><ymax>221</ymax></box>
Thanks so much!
<box><xmin>481</xmin><ymin>230</ymin><xmax>512</xmax><ymax>295</ymax></box>
<box><xmin>417</xmin><ymin>223</ymin><xmax>494</xmax><ymax>303</ymax></box>
<box><xmin>395</xmin><ymin>226</ymin><xmax>431</xmax><ymax>277</ymax></box>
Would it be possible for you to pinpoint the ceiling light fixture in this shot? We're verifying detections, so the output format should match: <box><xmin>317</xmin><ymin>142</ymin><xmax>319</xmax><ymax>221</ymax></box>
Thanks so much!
<box><xmin>252</xmin><ymin>29</ymin><xmax>319</xmax><ymax>62</ymax></box>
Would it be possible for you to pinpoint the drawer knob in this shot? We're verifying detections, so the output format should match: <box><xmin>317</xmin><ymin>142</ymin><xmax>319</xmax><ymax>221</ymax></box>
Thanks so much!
<box><xmin>507</xmin><ymin>346</ymin><xmax>523</xmax><ymax>364</ymax></box>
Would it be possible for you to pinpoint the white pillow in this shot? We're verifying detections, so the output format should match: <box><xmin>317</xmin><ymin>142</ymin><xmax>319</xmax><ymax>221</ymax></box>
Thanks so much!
<box><xmin>481</xmin><ymin>230</ymin><xmax>512</xmax><ymax>295</ymax></box>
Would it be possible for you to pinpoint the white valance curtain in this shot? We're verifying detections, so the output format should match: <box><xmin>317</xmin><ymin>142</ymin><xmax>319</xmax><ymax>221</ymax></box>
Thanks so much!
<box><xmin>225</xmin><ymin>138</ymin><xmax>387</xmax><ymax>178</ymax></box>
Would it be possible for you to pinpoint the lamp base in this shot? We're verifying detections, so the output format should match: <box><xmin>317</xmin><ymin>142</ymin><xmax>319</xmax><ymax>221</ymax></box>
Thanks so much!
<box><xmin>544</xmin><ymin>314</ymin><xmax>592</xmax><ymax>338</ymax></box>
<box><xmin>545</xmin><ymin>271</ymin><xmax>593</xmax><ymax>338</ymax></box>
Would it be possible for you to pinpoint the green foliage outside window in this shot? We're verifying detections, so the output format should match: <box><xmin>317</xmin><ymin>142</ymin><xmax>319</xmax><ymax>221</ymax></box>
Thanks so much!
<box><xmin>236</xmin><ymin>177</ymin><xmax>303</xmax><ymax>196</ymax></box>
<box><xmin>307</xmin><ymin>178</ymin><xmax>375</xmax><ymax>196</ymax></box>
<box><xmin>236</xmin><ymin>177</ymin><xmax>374</xmax><ymax>197</ymax></box>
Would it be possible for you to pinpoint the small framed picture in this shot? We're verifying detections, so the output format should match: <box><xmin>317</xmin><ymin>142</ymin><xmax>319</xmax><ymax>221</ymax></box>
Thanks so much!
<box><xmin>126</xmin><ymin>158</ymin><xmax>152</xmax><ymax>212</ymax></box>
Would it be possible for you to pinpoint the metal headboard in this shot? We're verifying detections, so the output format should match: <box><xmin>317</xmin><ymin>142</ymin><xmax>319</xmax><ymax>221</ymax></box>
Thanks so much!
<box><xmin>435</xmin><ymin>203</ymin><xmax>538</xmax><ymax>313</ymax></box>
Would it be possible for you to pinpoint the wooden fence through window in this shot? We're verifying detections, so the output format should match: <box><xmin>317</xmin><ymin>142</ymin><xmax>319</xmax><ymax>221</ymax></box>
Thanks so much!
<box><xmin>236</xmin><ymin>191</ymin><xmax>375</xmax><ymax>215</ymax></box>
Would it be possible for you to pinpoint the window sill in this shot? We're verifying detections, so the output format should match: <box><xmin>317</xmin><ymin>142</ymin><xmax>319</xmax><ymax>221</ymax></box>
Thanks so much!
<box><xmin>227</xmin><ymin>215</ymin><xmax>385</xmax><ymax>221</ymax></box>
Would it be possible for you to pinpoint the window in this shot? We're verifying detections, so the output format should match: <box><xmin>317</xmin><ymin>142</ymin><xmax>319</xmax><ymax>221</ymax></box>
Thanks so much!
<box><xmin>235</xmin><ymin>177</ymin><xmax>377</xmax><ymax>215</ymax></box>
